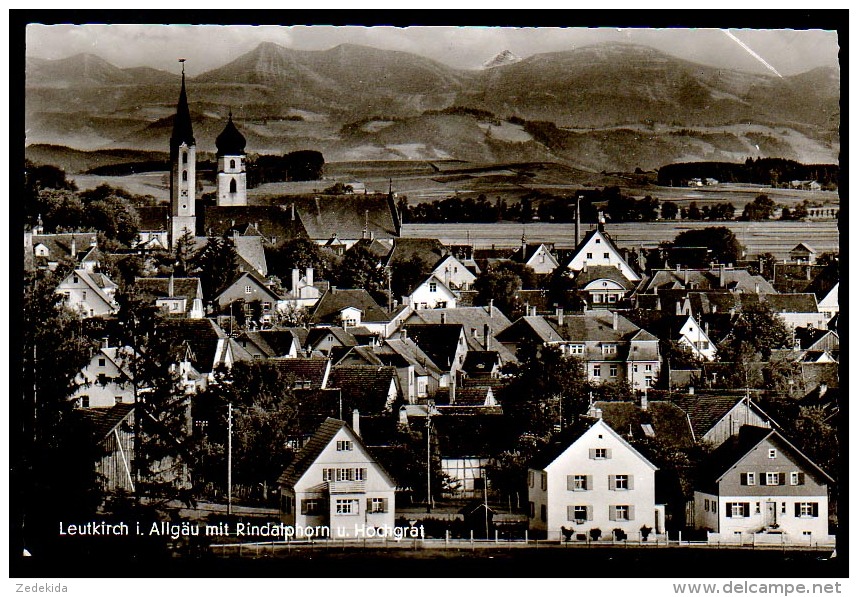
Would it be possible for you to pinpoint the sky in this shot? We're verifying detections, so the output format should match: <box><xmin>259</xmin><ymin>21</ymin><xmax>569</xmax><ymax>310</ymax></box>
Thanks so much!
<box><xmin>25</xmin><ymin>24</ymin><xmax>840</xmax><ymax>77</ymax></box>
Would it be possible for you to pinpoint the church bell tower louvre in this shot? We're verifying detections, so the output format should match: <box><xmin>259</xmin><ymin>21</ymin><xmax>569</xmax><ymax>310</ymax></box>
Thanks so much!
<box><xmin>169</xmin><ymin>60</ymin><xmax>197</xmax><ymax>250</ymax></box>
<box><xmin>215</xmin><ymin>111</ymin><xmax>247</xmax><ymax>206</ymax></box>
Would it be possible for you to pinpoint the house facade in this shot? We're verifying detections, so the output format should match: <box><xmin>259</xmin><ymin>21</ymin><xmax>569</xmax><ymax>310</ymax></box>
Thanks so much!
<box><xmin>70</xmin><ymin>346</ymin><xmax>136</xmax><ymax>409</ymax></box>
<box><xmin>528</xmin><ymin>419</ymin><xmax>659</xmax><ymax>540</ymax></box>
<box><xmin>565</xmin><ymin>229</ymin><xmax>641</xmax><ymax>283</ymax></box>
<box><xmin>56</xmin><ymin>269</ymin><xmax>118</xmax><ymax>317</ymax></box>
<box><xmin>407</xmin><ymin>275</ymin><xmax>458</xmax><ymax>311</ymax></box>
<box><xmin>692</xmin><ymin>426</ymin><xmax>833</xmax><ymax>541</ymax></box>
<box><xmin>431</xmin><ymin>255</ymin><xmax>477</xmax><ymax>290</ymax></box>
<box><xmin>673</xmin><ymin>314</ymin><xmax>717</xmax><ymax>361</ymax></box>
<box><xmin>278</xmin><ymin>418</ymin><xmax>396</xmax><ymax>538</ymax></box>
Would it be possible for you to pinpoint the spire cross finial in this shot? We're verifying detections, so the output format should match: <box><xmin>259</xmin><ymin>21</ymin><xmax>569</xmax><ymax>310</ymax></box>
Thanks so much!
<box><xmin>179</xmin><ymin>58</ymin><xmax>186</xmax><ymax>75</ymax></box>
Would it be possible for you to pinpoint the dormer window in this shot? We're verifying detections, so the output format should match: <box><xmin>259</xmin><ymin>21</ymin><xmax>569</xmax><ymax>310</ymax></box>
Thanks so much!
<box><xmin>429</xmin><ymin>282</ymin><xmax>437</xmax><ymax>293</ymax></box>
<box><xmin>602</xmin><ymin>344</ymin><xmax>617</xmax><ymax>355</ymax></box>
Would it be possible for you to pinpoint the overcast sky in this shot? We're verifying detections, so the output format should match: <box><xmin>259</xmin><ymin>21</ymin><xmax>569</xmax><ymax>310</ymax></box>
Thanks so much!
<box><xmin>26</xmin><ymin>24</ymin><xmax>839</xmax><ymax>77</ymax></box>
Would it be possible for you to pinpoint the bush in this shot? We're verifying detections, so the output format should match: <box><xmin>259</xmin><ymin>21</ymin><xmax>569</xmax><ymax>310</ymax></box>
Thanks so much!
<box><xmin>589</xmin><ymin>528</ymin><xmax>602</xmax><ymax>541</ymax></box>
<box><xmin>640</xmin><ymin>525</ymin><xmax>653</xmax><ymax>541</ymax></box>
<box><xmin>613</xmin><ymin>528</ymin><xmax>627</xmax><ymax>541</ymax></box>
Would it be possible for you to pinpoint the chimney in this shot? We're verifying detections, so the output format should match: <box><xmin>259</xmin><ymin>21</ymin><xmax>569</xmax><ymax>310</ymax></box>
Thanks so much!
<box><xmin>676</xmin><ymin>301</ymin><xmax>682</xmax><ymax>316</ymax></box>
<box><xmin>101</xmin><ymin>337</ymin><xmax>110</xmax><ymax>349</ymax></box>
<box><xmin>90</xmin><ymin>236</ymin><xmax>97</xmax><ymax>247</ymax></box>
<box><xmin>400</xmin><ymin>328</ymin><xmax>407</xmax><ymax>340</ymax></box>
<box><xmin>704</xmin><ymin>321</ymin><xmax>710</xmax><ymax>336</ymax></box>
<box><xmin>688</xmin><ymin>386</ymin><xmax>695</xmax><ymax>395</ymax></box>
<box><xmin>612</xmin><ymin>311</ymin><xmax>619</xmax><ymax>331</ymax></box>
<box><xmin>684</xmin><ymin>269</ymin><xmax>689</xmax><ymax>286</ymax></box>
<box><xmin>483</xmin><ymin>324</ymin><xmax>491</xmax><ymax>351</ymax></box>
<box><xmin>331</xmin><ymin>286</ymin><xmax>337</xmax><ymax>294</ymax></box>
<box><xmin>352</xmin><ymin>409</ymin><xmax>361</xmax><ymax>436</ymax></box>
<box><xmin>583</xmin><ymin>260</ymin><xmax>588</xmax><ymax>274</ymax></box>
<box><xmin>557</xmin><ymin>307</ymin><xmax>564</xmax><ymax>326</ymax></box>
<box><xmin>719</xmin><ymin>264</ymin><xmax>726</xmax><ymax>288</ymax></box>
<box><xmin>755</xmin><ymin>282</ymin><xmax>760</xmax><ymax>295</ymax></box>
<box><xmin>640</xmin><ymin>393</ymin><xmax>648</xmax><ymax>411</ymax></box>
<box><xmin>806</xmin><ymin>266</ymin><xmax>812</xmax><ymax>281</ymax></box>
<box><xmin>531</xmin><ymin>306</ymin><xmax>537</xmax><ymax>317</ymax></box>
<box><xmin>575</xmin><ymin>195</ymin><xmax>581</xmax><ymax>248</ymax></box>
<box><xmin>676</xmin><ymin>263</ymin><xmax>681</xmax><ymax>273</ymax></box>
<box><xmin>306</xmin><ymin>267</ymin><xmax>314</xmax><ymax>287</ymax></box>
<box><xmin>168</xmin><ymin>273</ymin><xmax>175</xmax><ymax>297</ymax></box>
<box><xmin>292</xmin><ymin>268</ymin><xmax>300</xmax><ymax>296</ymax></box>
<box><xmin>70</xmin><ymin>237</ymin><xmax>76</xmax><ymax>258</ymax></box>
<box><xmin>291</xmin><ymin>203</ymin><xmax>296</xmax><ymax>221</ymax></box>
<box><xmin>488</xmin><ymin>299</ymin><xmax>494</xmax><ymax>317</ymax></box>
<box><xmin>399</xmin><ymin>405</ymin><xmax>409</xmax><ymax>426</ymax></box>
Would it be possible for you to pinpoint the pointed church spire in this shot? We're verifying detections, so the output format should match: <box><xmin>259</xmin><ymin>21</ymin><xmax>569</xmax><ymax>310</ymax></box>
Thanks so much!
<box><xmin>171</xmin><ymin>59</ymin><xmax>195</xmax><ymax>156</ymax></box>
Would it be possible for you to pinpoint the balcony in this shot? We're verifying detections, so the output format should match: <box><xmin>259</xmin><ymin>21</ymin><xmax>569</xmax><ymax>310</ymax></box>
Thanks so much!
<box><xmin>327</xmin><ymin>480</ymin><xmax>366</xmax><ymax>494</ymax></box>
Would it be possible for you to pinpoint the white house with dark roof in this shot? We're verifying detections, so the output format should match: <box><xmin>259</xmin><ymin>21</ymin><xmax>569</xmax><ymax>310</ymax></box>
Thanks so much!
<box><xmin>135</xmin><ymin>276</ymin><xmax>205</xmax><ymax>319</ymax></box>
<box><xmin>789</xmin><ymin>243</ymin><xmax>817</xmax><ymax>264</ymax></box>
<box><xmin>406</xmin><ymin>274</ymin><xmax>458</xmax><ymax>311</ymax></box>
<box><xmin>816</xmin><ymin>282</ymin><xmax>839</xmax><ymax>320</ymax></box>
<box><xmin>528</xmin><ymin>418</ymin><xmax>660</xmax><ymax>540</ymax></box>
<box><xmin>565</xmin><ymin>229</ymin><xmax>641</xmax><ymax>283</ymax></box>
<box><xmin>573</xmin><ymin>264</ymin><xmax>634</xmax><ymax>308</ymax></box>
<box><xmin>56</xmin><ymin>269</ymin><xmax>118</xmax><ymax>317</ymax></box>
<box><xmin>70</xmin><ymin>345</ymin><xmax>137</xmax><ymax>409</ymax></box>
<box><xmin>670</xmin><ymin>314</ymin><xmax>717</xmax><ymax>361</ymax></box>
<box><xmin>430</xmin><ymin>254</ymin><xmax>477</xmax><ymax>290</ymax></box>
<box><xmin>761</xmin><ymin>294</ymin><xmax>827</xmax><ymax>331</ymax></box>
<box><xmin>512</xmin><ymin>238</ymin><xmax>560</xmax><ymax>275</ymax></box>
<box><xmin>278</xmin><ymin>417</ymin><xmax>396</xmax><ymax>537</ymax></box>
<box><xmin>312</xmin><ymin>288</ymin><xmax>394</xmax><ymax>336</ymax></box>
<box><xmin>32</xmin><ymin>233</ymin><xmax>100</xmax><ymax>271</ymax></box>
<box><xmin>692</xmin><ymin>425</ymin><xmax>834</xmax><ymax>543</ymax></box>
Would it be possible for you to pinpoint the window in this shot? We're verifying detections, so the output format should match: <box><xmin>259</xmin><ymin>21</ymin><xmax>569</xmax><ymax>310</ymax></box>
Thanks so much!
<box><xmin>245</xmin><ymin>285</ymin><xmax>252</xmax><ymax>294</ymax></box>
<box><xmin>608</xmin><ymin>294</ymin><xmax>617</xmax><ymax>303</ymax></box>
<box><xmin>765</xmin><ymin>472</ymin><xmax>782</xmax><ymax>486</ymax></box>
<box><xmin>595</xmin><ymin>238</ymin><xmax>601</xmax><ymax>244</ymax></box>
<box><xmin>322</xmin><ymin>469</ymin><xmax>334</xmax><ymax>482</ymax></box>
<box><xmin>82</xmin><ymin>291</ymin><xmax>87</xmax><ymax>300</ymax></box>
<box><xmin>337</xmin><ymin>468</ymin><xmax>354</xmax><ymax>482</ymax></box>
<box><xmin>337</xmin><ymin>440</ymin><xmax>353</xmax><ymax>451</ymax></box>
<box><xmin>335</xmin><ymin>499</ymin><xmax>359</xmax><ymax>515</ymax></box>
<box><xmin>613</xmin><ymin>505</ymin><xmax>630</xmax><ymax>521</ymax></box>
<box><xmin>609</xmin><ymin>365</ymin><xmax>618</xmax><ymax>377</ymax></box>
<box><xmin>768</xmin><ymin>449</ymin><xmax>777</xmax><ymax>459</ymax></box>
<box><xmin>586</xmin><ymin>252</ymin><xmax>593</xmax><ymax>259</ymax></box>
<box><xmin>568</xmin><ymin>475</ymin><xmax>589</xmax><ymax>491</ymax></box>
<box><xmin>645</xmin><ymin>364</ymin><xmax>652</xmax><ymax>371</ymax></box>
<box><xmin>528</xmin><ymin>471</ymin><xmax>534</xmax><ymax>487</ymax></box>
<box><xmin>302</xmin><ymin>499</ymin><xmax>324</xmax><ymax>515</ymax></box>
<box><xmin>569</xmin><ymin>344</ymin><xmax>584</xmax><ymax>355</ymax></box>
<box><xmin>633</xmin><ymin>364</ymin><xmax>639</xmax><ymax>373</ymax></box>
<box><xmin>614</xmin><ymin>475</ymin><xmax>629</xmax><ymax>490</ymax></box>
<box><xmin>603</xmin><ymin>252</ymin><xmax>610</xmax><ymax>260</ymax></box>
<box><xmin>78</xmin><ymin>395</ymin><xmax>90</xmax><ymax>409</ymax></box>
<box><xmin>230</xmin><ymin>159</ymin><xmax>236</xmax><ymax>169</ymax></box>
<box><xmin>355</xmin><ymin>468</ymin><xmax>367</xmax><ymax>481</ymax></box>
<box><xmin>591</xmin><ymin>448</ymin><xmax>609</xmax><ymax>460</ymax></box>
<box><xmin>644</xmin><ymin>377</ymin><xmax>653</xmax><ymax>387</ymax></box>
<box><xmin>369</xmin><ymin>497</ymin><xmax>388</xmax><ymax>513</ymax></box>
<box><xmin>529</xmin><ymin>502</ymin><xmax>535</xmax><ymax>518</ymax></box>
<box><xmin>790</xmin><ymin>472</ymin><xmax>799</xmax><ymax>486</ymax></box>
<box><xmin>230</xmin><ymin>179</ymin><xmax>237</xmax><ymax>193</ymax></box>
<box><xmin>182</xmin><ymin>170</ymin><xmax>188</xmax><ymax>182</ymax></box>
<box><xmin>429</xmin><ymin>282</ymin><xmax>437</xmax><ymax>293</ymax></box>
<box><xmin>98</xmin><ymin>358</ymin><xmax>106</xmax><ymax>367</ymax></box>
<box><xmin>781</xmin><ymin>502</ymin><xmax>786</xmax><ymax>514</ymax></box>
<box><xmin>744</xmin><ymin>472</ymin><xmax>757</xmax><ymax>486</ymax></box>
<box><xmin>541</xmin><ymin>472</ymin><xmax>547</xmax><ymax>491</ymax></box>
<box><xmin>262</xmin><ymin>302</ymin><xmax>272</xmax><ymax>312</ymax></box>
<box><xmin>593</xmin><ymin>365</ymin><xmax>601</xmax><ymax>378</ymax></box>
<box><xmin>73</xmin><ymin>275</ymin><xmax>79</xmax><ymax>283</ymax></box>
<box><xmin>694</xmin><ymin>341</ymin><xmax>710</xmax><ymax>350</ymax></box>
<box><xmin>727</xmin><ymin>502</ymin><xmax>749</xmax><ymax>518</ymax></box>
<box><xmin>540</xmin><ymin>504</ymin><xmax>547</xmax><ymax>521</ymax></box>
<box><xmin>796</xmin><ymin>503</ymin><xmax>818</xmax><ymax>518</ymax></box>
<box><xmin>756</xmin><ymin>502</ymin><xmax>761</xmax><ymax>514</ymax></box>
<box><xmin>602</xmin><ymin>344</ymin><xmax>617</xmax><ymax>355</ymax></box>
<box><xmin>593</xmin><ymin>294</ymin><xmax>603</xmax><ymax>303</ymax></box>
<box><xmin>182</xmin><ymin>152</ymin><xmax>187</xmax><ymax>164</ymax></box>
<box><xmin>572</xmin><ymin>505</ymin><xmax>588</xmax><ymax>522</ymax></box>
<box><xmin>704</xmin><ymin>499</ymin><xmax>709</xmax><ymax>512</ymax></box>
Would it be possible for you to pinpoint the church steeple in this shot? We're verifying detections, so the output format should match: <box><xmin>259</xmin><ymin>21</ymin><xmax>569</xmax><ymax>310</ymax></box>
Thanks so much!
<box><xmin>216</xmin><ymin>109</ymin><xmax>247</xmax><ymax>206</ymax></box>
<box><xmin>170</xmin><ymin>62</ymin><xmax>195</xmax><ymax>158</ymax></box>
<box><xmin>169</xmin><ymin>59</ymin><xmax>197</xmax><ymax>250</ymax></box>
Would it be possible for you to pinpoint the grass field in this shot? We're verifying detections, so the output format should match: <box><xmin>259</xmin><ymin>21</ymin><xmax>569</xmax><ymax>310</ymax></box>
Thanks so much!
<box><xmin>403</xmin><ymin>220</ymin><xmax>840</xmax><ymax>260</ymax></box>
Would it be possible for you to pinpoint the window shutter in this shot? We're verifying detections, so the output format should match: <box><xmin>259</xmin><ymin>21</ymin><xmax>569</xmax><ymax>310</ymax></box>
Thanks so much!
<box><xmin>605</xmin><ymin>448</ymin><xmax>612</xmax><ymax>459</ymax></box>
<box><xmin>608</xmin><ymin>506</ymin><xmax>616</xmax><ymax>521</ymax></box>
<box><xmin>608</xmin><ymin>475</ymin><xmax>616</xmax><ymax>490</ymax></box>
<box><xmin>586</xmin><ymin>475</ymin><xmax>593</xmax><ymax>491</ymax></box>
<box><xmin>798</xmin><ymin>472</ymin><xmax>806</xmax><ymax>485</ymax></box>
<box><xmin>740</xmin><ymin>473</ymin><xmax>748</xmax><ymax>485</ymax></box>
<box><xmin>300</xmin><ymin>500</ymin><xmax>308</xmax><ymax>515</ymax></box>
<box><xmin>589</xmin><ymin>448</ymin><xmax>597</xmax><ymax>459</ymax></box>
<box><xmin>586</xmin><ymin>505</ymin><xmax>593</xmax><ymax>521</ymax></box>
<box><xmin>795</xmin><ymin>503</ymin><xmax>801</xmax><ymax>517</ymax></box>
<box><xmin>567</xmin><ymin>505</ymin><xmax>575</xmax><ymax>521</ymax></box>
<box><xmin>760</xmin><ymin>475</ymin><xmax>767</xmax><ymax>486</ymax></box>
<box><xmin>628</xmin><ymin>505</ymin><xmax>635</xmax><ymax>521</ymax></box>
<box><xmin>812</xmin><ymin>503</ymin><xmax>819</xmax><ymax>517</ymax></box>
<box><xmin>743</xmin><ymin>503</ymin><xmax>750</xmax><ymax>517</ymax></box>
<box><xmin>383</xmin><ymin>498</ymin><xmax>389</xmax><ymax>513</ymax></box>
<box><xmin>567</xmin><ymin>475</ymin><xmax>575</xmax><ymax>491</ymax></box>
<box><xmin>627</xmin><ymin>475</ymin><xmax>635</xmax><ymax>490</ymax></box>
<box><xmin>726</xmin><ymin>503</ymin><xmax>733</xmax><ymax>518</ymax></box>
<box><xmin>367</xmin><ymin>498</ymin><xmax>372</xmax><ymax>511</ymax></box>
<box><xmin>778</xmin><ymin>473</ymin><xmax>786</xmax><ymax>485</ymax></box>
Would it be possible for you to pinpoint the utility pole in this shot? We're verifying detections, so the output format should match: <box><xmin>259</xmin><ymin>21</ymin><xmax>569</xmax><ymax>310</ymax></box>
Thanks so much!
<box><xmin>484</xmin><ymin>468</ymin><xmax>490</xmax><ymax>539</ymax></box>
<box><xmin>426</xmin><ymin>402</ymin><xmax>433</xmax><ymax>513</ymax></box>
<box><xmin>228</xmin><ymin>402</ymin><xmax>233</xmax><ymax>516</ymax></box>
<box><xmin>131</xmin><ymin>315</ymin><xmax>141</xmax><ymax>507</ymax></box>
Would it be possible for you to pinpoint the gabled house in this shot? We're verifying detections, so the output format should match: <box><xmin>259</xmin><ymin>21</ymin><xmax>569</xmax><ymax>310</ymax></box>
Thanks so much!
<box><xmin>135</xmin><ymin>276</ymin><xmax>205</xmax><ymax>319</ymax></box>
<box><xmin>158</xmin><ymin>319</ymin><xmax>236</xmax><ymax>386</ymax></box>
<box><xmin>815</xmin><ymin>282</ymin><xmax>839</xmax><ymax>320</ymax></box>
<box><xmin>405</xmin><ymin>323</ymin><xmax>469</xmax><ymax>401</ymax></box>
<box><xmin>638</xmin><ymin>265</ymin><xmax>774</xmax><ymax>295</ymax></box>
<box><xmin>376</xmin><ymin>334</ymin><xmax>443</xmax><ymax>403</ymax></box>
<box><xmin>311</xmin><ymin>288</ymin><xmax>392</xmax><ymax>336</ymax></box>
<box><xmin>214</xmin><ymin>271</ymin><xmax>282</xmax><ymax>326</ymax></box>
<box><xmin>32</xmin><ymin>233</ymin><xmax>100</xmax><ymax>271</ymax></box>
<box><xmin>789</xmin><ymin>243</ymin><xmax>817</xmax><ymax>264</ymax></box>
<box><xmin>56</xmin><ymin>269</ymin><xmax>118</xmax><ymax>317</ymax></box>
<box><xmin>269</xmin><ymin>357</ymin><xmax>331</xmax><ymax>390</ymax></box>
<box><xmin>564</xmin><ymin>229</ymin><xmax>641</xmax><ymax>283</ymax></box>
<box><xmin>405</xmin><ymin>305</ymin><xmax>516</xmax><ymax>365</ymax></box>
<box><xmin>282</xmin><ymin>267</ymin><xmax>323</xmax><ymax>311</ymax></box>
<box><xmin>761</xmin><ymin>294</ymin><xmax>827</xmax><ymax>331</ymax></box>
<box><xmin>528</xmin><ymin>418</ymin><xmax>660</xmax><ymax>540</ymax></box>
<box><xmin>673</xmin><ymin>393</ymin><xmax>773</xmax><ymax>448</ymax></box>
<box><xmin>692</xmin><ymin>425</ymin><xmax>834</xmax><ymax>541</ymax></box>
<box><xmin>328</xmin><ymin>365</ymin><xmax>401</xmax><ymax>414</ymax></box>
<box><xmin>307</xmin><ymin>326</ymin><xmax>359</xmax><ymax>356</ymax></box>
<box><xmin>572</xmin><ymin>264</ymin><xmax>633</xmax><ymax>308</ymax></box>
<box><xmin>229</xmin><ymin>233</ymin><xmax>268</xmax><ymax>277</ymax></box>
<box><xmin>429</xmin><ymin>254</ymin><xmax>477</xmax><ymax>290</ymax></box>
<box><xmin>405</xmin><ymin>275</ymin><xmax>458</xmax><ymax>311</ymax></box>
<box><xmin>278</xmin><ymin>417</ymin><xmax>397</xmax><ymax>537</ymax></box>
<box><xmin>512</xmin><ymin>237</ymin><xmax>560</xmax><ymax>275</ymax></box>
<box><xmin>666</xmin><ymin>314</ymin><xmax>717</xmax><ymax>361</ymax></box>
<box><xmin>70</xmin><ymin>344</ymin><xmax>137</xmax><ymax>409</ymax></box>
<box><xmin>236</xmin><ymin>329</ymin><xmax>302</xmax><ymax>359</ymax></box>
<box><xmin>794</xmin><ymin>327</ymin><xmax>839</xmax><ymax>353</ymax></box>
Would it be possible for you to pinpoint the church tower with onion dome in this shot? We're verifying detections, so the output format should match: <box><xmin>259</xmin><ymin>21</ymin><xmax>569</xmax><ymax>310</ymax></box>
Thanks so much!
<box><xmin>169</xmin><ymin>61</ymin><xmax>197</xmax><ymax>249</ymax></box>
<box><xmin>215</xmin><ymin>112</ymin><xmax>247</xmax><ymax>206</ymax></box>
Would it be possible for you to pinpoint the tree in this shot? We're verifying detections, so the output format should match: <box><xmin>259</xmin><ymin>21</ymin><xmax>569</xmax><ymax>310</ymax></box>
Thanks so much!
<box><xmin>670</xmin><ymin>227</ymin><xmax>744</xmax><ymax>268</ymax></box>
<box><xmin>335</xmin><ymin>244</ymin><xmax>388</xmax><ymax>304</ymax></box>
<box><xmin>322</xmin><ymin>182</ymin><xmax>353</xmax><ymax>195</ymax></box>
<box><xmin>741</xmin><ymin>194</ymin><xmax>775</xmax><ymax>221</ymax></box>
<box><xmin>189</xmin><ymin>237</ymin><xmax>240</xmax><ymax>300</ymax></box>
<box><xmin>474</xmin><ymin>265</ymin><xmax>522</xmax><ymax>319</ymax></box>
<box><xmin>85</xmin><ymin>196</ymin><xmax>140</xmax><ymax>246</ymax></box>
<box><xmin>661</xmin><ymin>201</ymin><xmax>679</xmax><ymax>220</ymax></box>
<box><xmin>686</xmin><ymin>202</ymin><xmax>702</xmax><ymax>220</ymax></box>
<box><xmin>266</xmin><ymin>238</ymin><xmax>334</xmax><ymax>281</ymax></box>
<box><xmin>390</xmin><ymin>254</ymin><xmax>432</xmax><ymax>300</ymax></box>
<box><xmin>720</xmin><ymin>302</ymin><xmax>791</xmax><ymax>361</ymax></box>
<box><xmin>283</xmin><ymin>150</ymin><xmax>325</xmax><ymax>181</ymax></box>
<box><xmin>173</xmin><ymin>228</ymin><xmax>197</xmax><ymax>277</ymax></box>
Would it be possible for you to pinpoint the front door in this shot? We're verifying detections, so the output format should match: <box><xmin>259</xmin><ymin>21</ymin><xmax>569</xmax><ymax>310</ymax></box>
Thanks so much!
<box><xmin>765</xmin><ymin>502</ymin><xmax>777</xmax><ymax>527</ymax></box>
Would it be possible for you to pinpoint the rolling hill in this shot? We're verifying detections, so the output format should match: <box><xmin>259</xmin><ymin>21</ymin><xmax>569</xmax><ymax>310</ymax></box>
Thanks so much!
<box><xmin>25</xmin><ymin>42</ymin><xmax>839</xmax><ymax>172</ymax></box>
